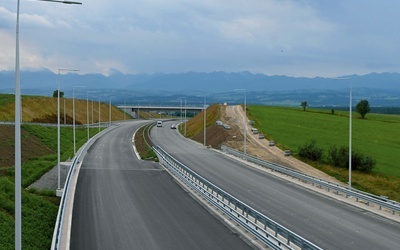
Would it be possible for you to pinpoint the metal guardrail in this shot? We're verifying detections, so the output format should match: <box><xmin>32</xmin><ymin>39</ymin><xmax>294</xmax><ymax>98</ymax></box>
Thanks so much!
<box><xmin>50</xmin><ymin>144</ymin><xmax>86</xmax><ymax>249</ymax></box>
<box><xmin>153</xmin><ymin>145</ymin><xmax>322</xmax><ymax>250</ymax></box>
<box><xmin>221</xmin><ymin>145</ymin><xmax>400</xmax><ymax>215</ymax></box>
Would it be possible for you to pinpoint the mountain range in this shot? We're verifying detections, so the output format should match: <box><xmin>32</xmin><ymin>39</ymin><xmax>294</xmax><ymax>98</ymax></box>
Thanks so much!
<box><xmin>1</xmin><ymin>69</ymin><xmax>399</xmax><ymax>107</ymax></box>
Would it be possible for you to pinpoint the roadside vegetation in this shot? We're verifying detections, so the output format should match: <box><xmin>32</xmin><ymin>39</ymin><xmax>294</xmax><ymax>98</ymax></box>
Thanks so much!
<box><xmin>0</xmin><ymin>125</ymin><xmax>97</xmax><ymax>249</ymax></box>
<box><xmin>183</xmin><ymin>103</ymin><xmax>221</xmax><ymax>138</ymax></box>
<box><xmin>0</xmin><ymin>93</ymin><xmax>126</xmax><ymax>123</ymax></box>
<box><xmin>134</xmin><ymin>124</ymin><xmax>158</xmax><ymax>161</ymax></box>
<box><xmin>247</xmin><ymin>105</ymin><xmax>400</xmax><ymax>201</ymax></box>
<box><xmin>0</xmin><ymin>93</ymin><xmax>127</xmax><ymax>249</ymax></box>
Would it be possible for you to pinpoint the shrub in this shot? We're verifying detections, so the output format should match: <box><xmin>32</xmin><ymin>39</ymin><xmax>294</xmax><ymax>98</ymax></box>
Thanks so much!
<box><xmin>352</xmin><ymin>152</ymin><xmax>376</xmax><ymax>173</ymax></box>
<box><xmin>328</xmin><ymin>145</ymin><xmax>375</xmax><ymax>173</ymax></box>
<box><xmin>298</xmin><ymin>139</ymin><xmax>323</xmax><ymax>161</ymax></box>
<box><xmin>328</xmin><ymin>145</ymin><xmax>349</xmax><ymax>168</ymax></box>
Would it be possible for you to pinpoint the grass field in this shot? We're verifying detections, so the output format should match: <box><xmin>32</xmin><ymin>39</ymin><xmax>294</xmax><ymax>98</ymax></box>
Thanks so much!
<box><xmin>247</xmin><ymin>106</ymin><xmax>400</xmax><ymax>177</ymax></box>
<box><xmin>247</xmin><ymin>105</ymin><xmax>400</xmax><ymax>200</ymax></box>
<box><xmin>0</xmin><ymin>93</ymin><xmax>127</xmax><ymax>123</ymax></box>
<box><xmin>1</xmin><ymin>124</ymin><xmax>100</xmax><ymax>249</ymax></box>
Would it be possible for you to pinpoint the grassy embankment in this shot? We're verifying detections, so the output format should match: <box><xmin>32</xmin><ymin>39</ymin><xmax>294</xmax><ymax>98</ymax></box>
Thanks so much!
<box><xmin>0</xmin><ymin>93</ymin><xmax>127</xmax><ymax>249</ymax></box>
<box><xmin>180</xmin><ymin>103</ymin><xmax>221</xmax><ymax>139</ymax></box>
<box><xmin>247</xmin><ymin>105</ymin><xmax>400</xmax><ymax>201</ymax></box>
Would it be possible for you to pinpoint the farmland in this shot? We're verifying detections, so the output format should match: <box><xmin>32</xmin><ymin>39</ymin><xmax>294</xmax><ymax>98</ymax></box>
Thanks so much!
<box><xmin>247</xmin><ymin>105</ymin><xmax>400</xmax><ymax>200</ymax></box>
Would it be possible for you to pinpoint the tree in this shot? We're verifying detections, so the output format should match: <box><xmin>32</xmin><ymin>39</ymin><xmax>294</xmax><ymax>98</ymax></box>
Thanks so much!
<box><xmin>53</xmin><ymin>90</ymin><xmax>64</xmax><ymax>98</ymax></box>
<box><xmin>301</xmin><ymin>101</ymin><xmax>308</xmax><ymax>111</ymax></box>
<box><xmin>298</xmin><ymin>139</ymin><xmax>323</xmax><ymax>161</ymax></box>
<box><xmin>355</xmin><ymin>99</ymin><xmax>370</xmax><ymax>118</ymax></box>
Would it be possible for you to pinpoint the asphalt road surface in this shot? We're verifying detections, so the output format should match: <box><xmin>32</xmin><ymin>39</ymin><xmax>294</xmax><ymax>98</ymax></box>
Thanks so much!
<box><xmin>70</xmin><ymin>121</ymin><xmax>252</xmax><ymax>250</ymax></box>
<box><xmin>151</xmin><ymin>121</ymin><xmax>400</xmax><ymax>250</ymax></box>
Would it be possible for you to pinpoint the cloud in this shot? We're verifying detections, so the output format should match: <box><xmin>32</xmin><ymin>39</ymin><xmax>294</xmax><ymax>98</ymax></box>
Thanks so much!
<box><xmin>1</xmin><ymin>0</ymin><xmax>400</xmax><ymax>77</ymax></box>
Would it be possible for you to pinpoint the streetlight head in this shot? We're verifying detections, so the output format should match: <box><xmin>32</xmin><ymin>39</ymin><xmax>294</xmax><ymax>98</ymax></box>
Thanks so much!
<box><xmin>63</xmin><ymin>1</ymin><xmax>82</xmax><ymax>4</ymax></box>
<box><xmin>37</xmin><ymin>0</ymin><xmax>82</xmax><ymax>5</ymax></box>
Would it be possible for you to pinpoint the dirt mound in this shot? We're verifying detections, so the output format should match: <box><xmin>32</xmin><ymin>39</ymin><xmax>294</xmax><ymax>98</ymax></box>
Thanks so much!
<box><xmin>0</xmin><ymin>125</ymin><xmax>54</xmax><ymax>172</ymax></box>
<box><xmin>192</xmin><ymin>125</ymin><xmax>228</xmax><ymax>148</ymax></box>
<box><xmin>31</xmin><ymin>114</ymin><xmax>81</xmax><ymax>124</ymax></box>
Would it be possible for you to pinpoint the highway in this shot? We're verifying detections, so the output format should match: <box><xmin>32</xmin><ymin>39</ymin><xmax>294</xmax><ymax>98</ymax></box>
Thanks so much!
<box><xmin>151</xmin><ymin>121</ymin><xmax>400</xmax><ymax>250</ymax></box>
<box><xmin>70</xmin><ymin>121</ymin><xmax>252</xmax><ymax>250</ymax></box>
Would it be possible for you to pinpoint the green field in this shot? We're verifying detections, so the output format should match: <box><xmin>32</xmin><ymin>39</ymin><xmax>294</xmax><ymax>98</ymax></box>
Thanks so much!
<box><xmin>0</xmin><ymin>125</ymin><xmax>99</xmax><ymax>249</ymax></box>
<box><xmin>247</xmin><ymin>106</ymin><xmax>400</xmax><ymax>177</ymax></box>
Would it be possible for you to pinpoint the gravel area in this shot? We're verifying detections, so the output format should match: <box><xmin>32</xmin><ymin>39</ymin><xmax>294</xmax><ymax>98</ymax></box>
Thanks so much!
<box><xmin>28</xmin><ymin>162</ymin><xmax>71</xmax><ymax>191</ymax></box>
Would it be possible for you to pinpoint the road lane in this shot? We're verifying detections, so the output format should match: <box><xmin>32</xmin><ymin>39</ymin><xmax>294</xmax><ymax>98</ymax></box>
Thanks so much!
<box><xmin>71</xmin><ymin>121</ymin><xmax>252</xmax><ymax>250</ymax></box>
<box><xmin>151</xmin><ymin>121</ymin><xmax>400</xmax><ymax>250</ymax></box>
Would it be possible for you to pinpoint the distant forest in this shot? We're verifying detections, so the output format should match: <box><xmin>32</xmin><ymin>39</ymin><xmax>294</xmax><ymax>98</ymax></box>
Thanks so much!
<box><xmin>318</xmin><ymin>106</ymin><xmax>400</xmax><ymax>115</ymax></box>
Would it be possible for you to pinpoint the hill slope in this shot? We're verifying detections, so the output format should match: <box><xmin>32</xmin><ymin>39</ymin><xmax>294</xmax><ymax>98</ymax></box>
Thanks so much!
<box><xmin>0</xmin><ymin>94</ymin><xmax>126</xmax><ymax>123</ymax></box>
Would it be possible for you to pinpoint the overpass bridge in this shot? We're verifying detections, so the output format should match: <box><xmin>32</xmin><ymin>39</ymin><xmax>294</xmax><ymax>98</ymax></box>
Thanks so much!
<box><xmin>117</xmin><ymin>105</ymin><xmax>205</xmax><ymax>118</ymax></box>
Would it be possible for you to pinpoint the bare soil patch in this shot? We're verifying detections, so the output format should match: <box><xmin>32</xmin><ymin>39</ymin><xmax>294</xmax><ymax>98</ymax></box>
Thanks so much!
<box><xmin>0</xmin><ymin>125</ymin><xmax>54</xmax><ymax>173</ymax></box>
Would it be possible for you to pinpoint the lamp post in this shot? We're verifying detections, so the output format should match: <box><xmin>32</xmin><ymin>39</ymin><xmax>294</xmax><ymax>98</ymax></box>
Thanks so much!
<box><xmin>179</xmin><ymin>97</ymin><xmax>187</xmax><ymax>136</ymax></box>
<box><xmin>198</xmin><ymin>95</ymin><xmax>207</xmax><ymax>146</ymax></box>
<box><xmin>184</xmin><ymin>98</ymin><xmax>187</xmax><ymax>136</ymax></box>
<box><xmin>124</xmin><ymin>99</ymin><xmax>126</xmax><ymax>121</ymax></box>
<box><xmin>87</xmin><ymin>92</ymin><xmax>89</xmax><ymax>140</ymax></box>
<box><xmin>92</xmin><ymin>96</ymin><xmax>94</xmax><ymax>126</ymax></box>
<box><xmin>109</xmin><ymin>96</ymin><xmax>113</xmax><ymax>127</ymax></box>
<box><xmin>58</xmin><ymin>69</ymin><xmax>79</xmax><ymax>191</ymax></box>
<box><xmin>86</xmin><ymin>91</ymin><xmax>95</xmax><ymax>140</ymax></box>
<box><xmin>63</xmin><ymin>97</ymin><xmax>66</xmax><ymax>125</ymax></box>
<box><xmin>180</xmin><ymin>98</ymin><xmax>182</xmax><ymax>124</ymax></box>
<box><xmin>137</xmin><ymin>100</ymin><xmax>140</xmax><ymax>120</ymax></box>
<box><xmin>73</xmin><ymin>85</ymin><xmax>84</xmax><ymax>155</ymax></box>
<box><xmin>235</xmin><ymin>89</ymin><xmax>247</xmax><ymax>158</ymax></box>
<box><xmin>334</xmin><ymin>77</ymin><xmax>353</xmax><ymax>189</ymax></box>
<box><xmin>14</xmin><ymin>1</ymin><xmax>81</xmax><ymax>249</ymax></box>
<box><xmin>98</xmin><ymin>97</ymin><xmax>101</xmax><ymax>132</ymax></box>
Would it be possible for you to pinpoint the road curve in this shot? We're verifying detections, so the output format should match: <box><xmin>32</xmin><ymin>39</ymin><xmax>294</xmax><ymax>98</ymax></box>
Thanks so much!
<box><xmin>151</xmin><ymin>121</ymin><xmax>400</xmax><ymax>250</ymax></box>
<box><xmin>70</xmin><ymin>121</ymin><xmax>252</xmax><ymax>250</ymax></box>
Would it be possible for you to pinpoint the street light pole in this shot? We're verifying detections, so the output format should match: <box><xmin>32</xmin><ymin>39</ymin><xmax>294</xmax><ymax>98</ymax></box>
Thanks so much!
<box><xmin>203</xmin><ymin>97</ymin><xmax>206</xmax><ymax>146</ymax></box>
<box><xmin>58</xmin><ymin>69</ymin><xmax>79</xmax><ymax>191</ymax></box>
<box><xmin>91</xmin><ymin>96</ymin><xmax>94</xmax><ymax>126</ymax></box>
<box><xmin>98</xmin><ymin>97</ymin><xmax>101</xmax><ymax>132</ymax></box>
<box><xmin>73</xmin><ymin>85</ymin><xmax>84</xmax><ymax>155</ymax></box>
<box><xmin>63</xmin><ymin>97</ymin><xmax>66</xmax><ymax>125</ymax></box>
<box><xmin>197</xmin><ymin>95</ymin><xmax>207</xmax><ymax>146</ymax></box>
<box><xmin>124</xmin><ymin>99</ymin><xmax>126</xmax><ymax>120</ymax></box>
<box><xmin>109</xmin><ymin>96</ymin><xmax>113</xmax><ymax>127</ymax></box>
<box><xmin>14</xmin><ymin>2</ymin><xmax>22</xmax><ymax>249</ymax></box>
<box><xmin>14</xmin><ymin>0</ymin><xmax>81</xmax><ymax>249</ymax></box>
<box><xmin>334</xmin><ymin>77</ymin><xmax>353</xmax><ymax>189</ymax></box>
<box><xmin>179</xmin><ymin>97</ymin><xmax>187</xmax><ymax>136</ymax></box>
<box><xmin>184</xmin><ymin>98</ymin><xmax>187</xmax><ymax>136</ymax></box>
<box><xmin>86</xmin><ymin>92</ymin><xmax>89</xmax><ymax>140</ymax></box>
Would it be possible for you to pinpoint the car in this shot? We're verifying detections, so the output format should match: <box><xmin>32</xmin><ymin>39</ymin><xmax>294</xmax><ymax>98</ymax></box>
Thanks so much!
<box><xmin>157</xmin><ymin>121</ymin><xmax>163</xmax><ymax>127</ymax></box>
<box><xmin>170</xmin><ymin>124</ymin><xmax>176</xmax><ymax>129</ymax></box>
<box><xmin>223</xmin><ymin>124</ymin><xmax>231</xmax><ymax>129</ymax></box>
<box><xmin>258</xmin><ymin>134</ymin><xmax>265</xmax><ymax>139</ymax></box>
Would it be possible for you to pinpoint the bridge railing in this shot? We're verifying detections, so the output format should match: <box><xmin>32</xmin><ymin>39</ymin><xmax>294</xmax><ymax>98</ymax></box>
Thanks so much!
<box><xmin>221</xmin><ymin>145</ymin><xmax>400</xmax><ymax>215</ymax></box>
<box><xmin>153</xmin><ymin>145</ymin><xmax>322</xmax><ymax>250</ymax></box>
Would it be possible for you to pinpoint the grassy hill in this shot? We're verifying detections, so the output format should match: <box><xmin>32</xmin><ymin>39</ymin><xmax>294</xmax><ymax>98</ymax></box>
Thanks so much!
<box><xmin>0</xmin><ymin>93</ymin><xmax>130</xmax><ymax>249</ymax></box>
<box><xmin>247</xmin><ymin>105</ymin><xmax>400</xmax><ymax>201</ymax></box>
<box><xmin>0</xmin><ymin>93</ymin><xmax>127</xmax><ymax>123</ymax></box>
<box><xmin>0</xmin><ymin>124</ymin><xmax>98</xmax><ymax>249</ymax></box>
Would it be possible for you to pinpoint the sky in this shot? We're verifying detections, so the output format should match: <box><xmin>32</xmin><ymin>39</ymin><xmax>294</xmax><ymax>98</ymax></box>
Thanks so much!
<box><xmin>1</xmin><ymin>0</ymin><xmax>400</xmax><ymax>77</ymax></box>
